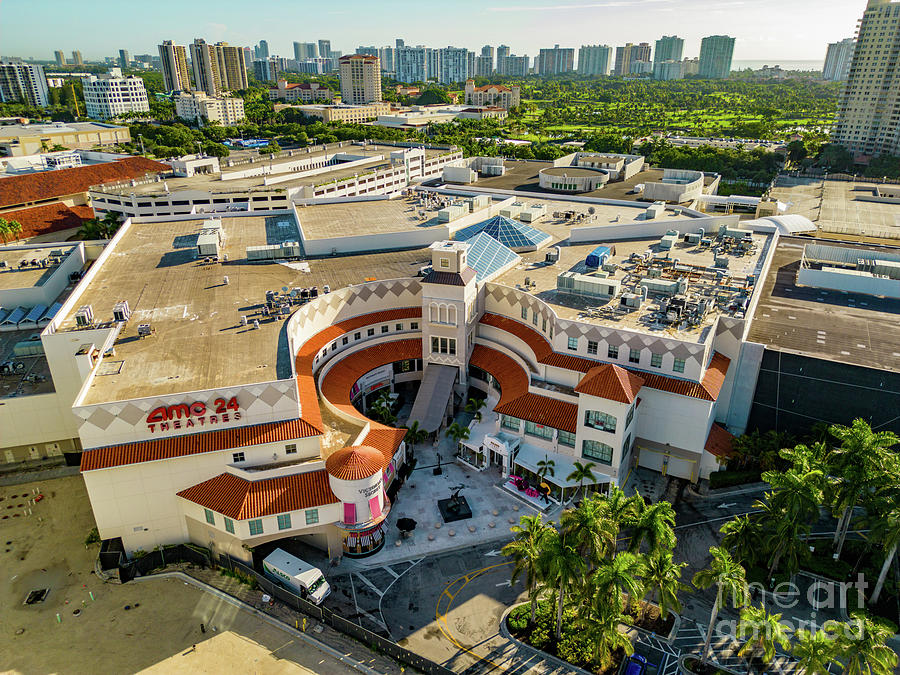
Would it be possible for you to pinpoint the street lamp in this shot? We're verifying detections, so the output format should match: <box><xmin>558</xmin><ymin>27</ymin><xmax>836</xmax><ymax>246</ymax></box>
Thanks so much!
<box><xmin>137</xmin><ymin>133</ymin><xmax>145</xmax><ymax>155</ymax></box>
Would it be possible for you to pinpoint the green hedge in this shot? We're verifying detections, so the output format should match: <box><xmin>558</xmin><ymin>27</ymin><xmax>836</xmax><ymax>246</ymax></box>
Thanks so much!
<box><xmin>709</xmin><ymin>469</ymin><xmax>762</xmax><ymax>489</ymax></box>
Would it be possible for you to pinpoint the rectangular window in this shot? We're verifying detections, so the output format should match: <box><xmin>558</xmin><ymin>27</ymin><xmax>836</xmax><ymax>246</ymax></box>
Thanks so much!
<box><xmin>224</xmin><ymin>517</ymin><xmax>234</xmax><ymax>534</ymax></box>
<box><xmin>449</xmin><ymin>338</ymin><xmax>456</xmax><ymax>356</ymax></box>
<box><xmin>673</xmin><ymin>358</ymin><xmax>685</xmax><ymax>373</ymax></box>
<box><xmin>277</xmin><ymin>513</ymin><xmax>292</xmax><ymax>530</ymax></box>
<box><xmin>432</xmin><ymin>336</ymin><xmax>439</xmax><ymax>353</ymax></box>
<box><xmin>440</xmin><ymin>257</ymin><xmax>449</xmax><ymax>268</ymax></box>
<box><xmin>411</xmin><ymin>321</ymin><xmax>419</xmax><ymax>330</ymax></box>
<box><xmin>440</xmin><ymin>337</ymin><xmax>448</xmax><ymax>354</ymax></box>
<box><xmin>354</xmin><ymin>331</ymin><xmax>361</xmax><ymax>340</ymax></box>
<box><xmin>626</xmin><ymin>404</ymin><xmax>635</xmax><ymax>429</ymax></box>
<box><xmin>232</xmin><ymin>452</ymin><xmax>245</xmax><ymax>463</ymax></box>
<box><xmin>367</xmin><ymin>328</ymin><xmax>375</xmax><ymax>337</ymax></box>
<box><xmin>521</xmin><ymin>306</ymin><xmax>528</xmax><ymax>320</ymax></box>
<box><xmin>369</xmin><ymin>496</ymin><xmax>382</xmax><ymax>519</ymax></box>
<box><xmin>525</xmin><ymin>420</ymin><xmax>554</xmax><ymax>440</ymax></box>
<box><xmin>396</xmin><ymin>323</ymin><xmax>403</xmax><ymax>331</ymax></box>
<box><xmin>584</xmin><ymin>410</ymin><xmax>617</xmax><ymax>433</ymax></box>
<box><xmin>583</xmin><ymin>439</ymin><xmax>614</xmax><ymax>465</ymax></box>
<box><xmin>532</xmin><ymin>311</ymin><xmax>538</xmax><ymax>326</ymax></box>
<box><xmin>568</xmin><ymin>337</ymin><xmax>578</xmax><ymax>351</ymax></box>
<box><xmin>587</xmin><ymin>340</ymin><xmax>598</xmax><ymax>355</ymax></box>
<box><xmin>558</xmin><ymin>429</ymin><xmax>576</xmax><ymax>447</ymax></box>
<box><xmin>331</xmin><ymin>341</ymin><xmax>337</xmax><ymax>351</ymax></box>
<box><xmin>381</xmin><ymin>325</ymin><xmax>389</xmax><ymax>334</ymax></box>
<box><xmin>285</xmin><ymin>443</ymin><xmax>297</xmax><ymax>455</ymax></box>
<box><xmin>542</xmin><ymin>317</ymin><xmax>547</xmax><ymax>332</ymax></box>
<box><xmin>343</xmin><ymin>503</ymin><xmax>356</xmax><ymax>524</ymax></box>
<box><xmin>204</xmin><ymin>508</ymin><xmax>215</xmax><ymax>525</ymax></box>
<box><xmin>305</xmin><ymin>509</ymin><xmax>319</xmax><ymax>525</ymax></box>
<box><xmin>629</xmin><ymin>349</ymin><xmax>641</xmax><ymax>364</ymax></box>
<box><xmin>249</xmin><ymin>519</ymin><xmax>263</xmax><ymax>536</ymax></box>
<box><xmin>608</xmin><ymin>345</ymin><xmax>619</xmax><ymax>359</ymax></box>
<box><xmin>501</xmin><ymin>415</ymin><xmax>520</xmax><ymax>431</ymax></box>
<box><xmin>651</xmin><ymin>353</ymin><xmax>662</xmax><ymax>368</ymax></box>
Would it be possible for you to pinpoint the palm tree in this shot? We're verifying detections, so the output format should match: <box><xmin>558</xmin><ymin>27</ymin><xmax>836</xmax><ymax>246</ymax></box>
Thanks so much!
<box><xmin>370</xmin><ymin>392</ymin><xmax>396</xmax><ymax>425</ymax></box>
<box><xmin>5</xmin><ymin>219</ymin><xmax>22</xmax><ymax>242</ymax></box>
<box><xmin>502</xmin><ymin>514</ymin><xmax>550</xmax><ymax>625</ymax></box>
<box><xmin>591</xmin><ymin>551</ymin><xmax>645</xmax><ymax>615</ymax></box>
<box><xmin>0</xmin><ymin>218</ymin><xmax>9</xmax><ymax>244</ymax></box>
<box><xmin>536</xmin><ymin>456</ymin><xmax>555</xmax><ymax>483</ymax></box>
<box><xmin>403</xmin><ymin>420</ymin><xmax>427</xmax><ymax>456</ymax></box>
<box><xmin>793</xmin><ymin>627</ymin><xmax>840</xmax><ymax>675</ymax></box>
<box><xmin>576</xmin><ymin>597</ymin><xmax>634</xmax><ymax>668</ymax></box>
<box><xmin>464</xmin><ymin>397</ymin><xmax>486</xmax><ymax>422</ymax></box>
<box><xmin>444</xmin><ymin>421</ymin><xmax>470</xmax><ymax>448</ymax></box>
<box><xmin>628</xmin><ymin>499</ymin><xmax>676</xmax><ymax>554</ymax></box>
<box><xmin>867</xmin><ymin>497</ymin><xmax>900</xmax><ymax>604</ymax></box>
<box><xmin>837</xmin><ymin>613</ymin><xmax>899</xmax><ymax>675</ymax></box>
<box><xmin>642</xmin><ymin>548</ymin><xmax>688</xmax><ymax>620</ymax></box>
<box><xmin>565</xmin><ymin>460</ymin><xmax>596</xmax><ymax>502</ymax></box>
<box><xmin>693</xmin><ymin>547</ymin><xmax>749</xmax><ymax>668</ymax></box>
<box><xmin>719</xmin><ymin>515</ymin><xmax>764</xmax><ymax>569</ymax></box>
<box><xmin>828</xmin><ymin>419</ymin><xmax>899</xmax><ymax>557</ymax></box>
<box><xmin>736</xmin><ymin>604</ymin><xmax>791</xmax><ymax>672</ymax></box>
<box><xmin>538</xmin><ymin>527</ymin><xmax>585</xmax><ymax>641</ymax></box>
<box><xmin>754</xmin><ymin>493</ymin><xmax>811</xmax><ymax>580</ymax></box>
<box><xmin>561</xmin><ymin>494</ymin><xmax>616</xmax><ymax>566</ymax></box>
<box><xmin>763</xmin><ymin>467</ymin><xmax>824</xmax><ymax>525</ymax></box>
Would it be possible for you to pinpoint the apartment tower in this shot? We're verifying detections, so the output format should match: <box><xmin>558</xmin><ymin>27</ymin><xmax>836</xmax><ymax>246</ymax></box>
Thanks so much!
<box><xmin>578</xmin><ymin>45</ymin><xmax>613</xmax><ymax>76</ymax></box>
<box><xmin>158</xmin><ymin>41</ymin><xmax>191</xmax><ymax>92</ymax></box>
<box><xmin>698</xmin><ymin>35</ymin><xmax>736</xmax><ymax>79</ymax></box>
<box><xmin>823</xmin><ymin>38</ymin><xmax>855</xmax><ymax>81</ymax></box>
<box><xmin>339</xmin><ymin>54</ymin><xmax>382</xmax><ymax>104</ymax></box>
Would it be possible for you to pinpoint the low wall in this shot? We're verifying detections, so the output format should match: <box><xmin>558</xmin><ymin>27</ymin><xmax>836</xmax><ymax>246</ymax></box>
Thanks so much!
<box><xmin>569</xmin><ymin>214</ymin><xmax>739</xmax><ymax>243</ymax></box>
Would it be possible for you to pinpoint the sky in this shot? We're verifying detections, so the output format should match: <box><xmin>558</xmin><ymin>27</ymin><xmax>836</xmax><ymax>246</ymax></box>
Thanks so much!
<box><xmin>0</xmin><ymin>0</ymin><xmax>864</xmax><ymax>63</ymax></box>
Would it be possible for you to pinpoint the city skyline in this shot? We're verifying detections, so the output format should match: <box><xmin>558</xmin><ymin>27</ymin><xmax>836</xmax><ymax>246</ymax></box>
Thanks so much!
<box><xmin>1</xmin><ymin>0</ymin><xmax>863</xmax><ymax>63</ymax></box>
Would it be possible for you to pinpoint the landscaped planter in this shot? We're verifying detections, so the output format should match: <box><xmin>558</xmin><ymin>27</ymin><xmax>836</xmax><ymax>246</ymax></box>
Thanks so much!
<box><xmin>678</xmin><ymin>654</ymin><xmax>743</xmax><ymax>675</ymax></box>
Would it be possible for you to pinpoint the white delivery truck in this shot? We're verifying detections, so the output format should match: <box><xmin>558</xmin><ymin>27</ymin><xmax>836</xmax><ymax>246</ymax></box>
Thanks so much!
<box><xmin>262</xmin><ymin>549</ymin><xmax>331</xmax><ymax>605</ymax></box>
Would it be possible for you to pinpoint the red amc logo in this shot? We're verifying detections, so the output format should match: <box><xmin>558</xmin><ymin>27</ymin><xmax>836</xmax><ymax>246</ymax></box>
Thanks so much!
<box><xmin>146</xmin><ymin>397</ymin><xmax>241</xmax><ymax>432</ymax></box>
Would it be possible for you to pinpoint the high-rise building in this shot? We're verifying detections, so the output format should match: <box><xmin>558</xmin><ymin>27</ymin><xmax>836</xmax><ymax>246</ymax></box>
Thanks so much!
<box><xmin>294</xmin><ymin>42</ymin><xmax>318</xmax><ymax>60</ymax></box>
<box><xmin>174</xmin><ymin>91</ymin><xmax>245</xmax><ymax>125</ymax></box>
<box><xmin>159</xmin><ymin>41</ymin><xmax>191</xmax><ymax>92</ymax></box>
<box><xmin>216</xmin><ymin>42</ymin><xmax>249</xmax><ymax>91</ymax></box>
<box><xmin>118</xmin><ymin>49</ymin><xmax>131</xmax><ymax>71</ymax></box>
<box><xmin>698</xmin><ymin>35</ymin><xmax>735</xmax><ymax>79</ymax></box>
<box><xmin>396</xmin><ymin>45</ymin><xmax>429</xmax><ymax>83</ymax></box>
<box><xmin>190</xmin><ymin>39</ymin><xmax>248</xmax><ymax>96</ymax></box>
<box><xmin>682</xmin><ymin>57</ymin><xmax>700</xmax><ymax>76</ymax></box>
<box><xmin>253</xmin><ymin>57</ymin><xmax>281</xmax><ymax>83</ymax></box>
<box><xmin>833</xmin><ymin>0</ymin><xmax>900</xmax><ymax>156</ymax></box>
<box><xmin>339</xmin><ymin>54</ymin><xmax>382</xmax><ymax>104</ymax></box>
<box><xmin>82</xmin><ymin>68</ymin><xmax>149</xmax><ymax>119</ymax></box>
<box><xmin>654</xmin><ymin>36</ymin><xmax>684</xmax><ymax>65</ymax></box>
<box><xmin>438</xmin><ymin>47</ymin><xmax>474</xmax><ymax>84</ymax></box>
<box><xmin>71</xmin><ymin>50</ymin><xmax>84</xmax><ymax>66</ymax></box>
<box><xmin>396</xmin><ymin>39</ymin><xmax>405</xmax><ymax>49</ymax></box>
<box><xmin>242</xmin><ymin>47</ymin><xmax>253</xmax><ymax>72</ymax></box>
<box><xmin>54</xmin><ymin>50</ymin><xmax>66</xmax><ymax>67</ymax></box>
<box><xmin>498</xmin><ymin>54</ymin><xmax>529</xmax><ymax>77</ymax></box>
<box><xmin>823</xmin><ymin>37</ymin><xmax>855</xmax><ymax>81</ymax></box>
<box><xmin>578</xmin><ymin>45</ymin><xmax>612</xmax><ymax>76</ymax></box>
<box><xmin>356</xmin><ymin>46</ymin><xmax>378</xmax><ymax>56</ymax></box>
<box><xmin>537</xmin><ymin>45</ymin><xmax>575</xmax><ymax>75</ymax></box>
<box><xmin>378</xmin><ymin>46</ymin><xmax>395</xmax><ymax>73</ymax></box>
<box><xmin>654</xmin><ymin>60</ymin><xmax>685</xmax><ymax>81</ymax></box>
<box><xmin>497</xmin><ymin>45</ymin><xmax>510</xmax><ymax>62</ymax></box>
<box><xmin>318</xmin><ymin>39</ymin><xmax>332</xmax><ymax>60</ymax></box>
<box><xmin>475</xmin><ymin>45</ymin><xmax>494</xmax><ymax>77</ymax></box>
<box><xmin>614</xmin><ymin>43</ymin><xmax>651</xmax><ymax>76</ymax></box>
<box><xmin>255</xmin><ymin>40</ymin><xmax>269</xmax><ymax>60</ymax></box>
<box><xmin>0</xmin><ymin>63</ymin><xmax>49</xmax><ymax>106</ymax></box>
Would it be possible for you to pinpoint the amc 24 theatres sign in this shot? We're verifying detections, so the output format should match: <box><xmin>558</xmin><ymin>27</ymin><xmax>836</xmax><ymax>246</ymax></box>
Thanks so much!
<box><xmin>146</xmin><ymin>396</ymin><xmax>242</xmax><ymax>433</ymax></box>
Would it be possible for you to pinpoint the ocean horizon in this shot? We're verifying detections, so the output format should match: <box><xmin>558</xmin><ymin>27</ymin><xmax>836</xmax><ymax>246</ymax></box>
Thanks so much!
<box><xmin>732</xmin><ymin>59</ymin><xmax>823</xmax><ymax>72</ymax></box>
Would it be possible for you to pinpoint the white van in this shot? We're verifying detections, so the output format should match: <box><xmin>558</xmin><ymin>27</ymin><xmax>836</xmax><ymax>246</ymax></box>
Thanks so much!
<box><xmin>262</xmin><ymin>549</ymin><xmax>331</xmax><ymax>605</ymax></box>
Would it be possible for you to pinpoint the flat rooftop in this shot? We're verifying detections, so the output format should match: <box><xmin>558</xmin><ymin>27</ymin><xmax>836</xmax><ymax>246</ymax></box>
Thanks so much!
<box><xmin>59</xmin><ymin>215</ymin><xmax>431</xmax><ymax>405</ymax></box>
<box><xmin>747</xmin><ymin>236</ymin><xmax>900</xmax><ymax>371</ymax></box>
<box><xmin>0</xmin><ymin>122</ymin><xmax>125</xmax><ymax>139</ymax></box>
<box><xmin>494</xmin><ymin>228</ymin><xmax>768</xmax><ymax>341</ymax></box>
<box><xmin>0</xmin><ymin>329</ymin><xmax>54</xmax><ymax>399</ymax></box>
<box><xmin>96</xmin><ymin>143</ymin><xmax>449</xmax><ymax>197</ymax></box>
<box><xmin>461</xmin><ymin>161</ymin><xmax>717</xmax><ymax>201</ymax></box>
<box><xmin>0</xmin><ymin>245</ymin><xmax>77</xmax><ymax>292</ymax></box>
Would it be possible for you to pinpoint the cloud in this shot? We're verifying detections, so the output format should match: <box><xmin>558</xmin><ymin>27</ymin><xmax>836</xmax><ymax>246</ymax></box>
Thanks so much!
<box><xmin>487</xmin><ymin>0</ymin><xmax>670</xmax><ymax>11</ymax></box>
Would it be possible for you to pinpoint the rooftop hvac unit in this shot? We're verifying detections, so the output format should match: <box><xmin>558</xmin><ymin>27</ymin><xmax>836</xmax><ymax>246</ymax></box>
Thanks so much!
<box><xmin>137</xmin><ymin>323</ymin><xmax>152</xmax><ymax>337</ymax></box>
<box><xmin>112</xmin><ymin>300</ymin><xmax>131</xmax><ymax>323</ymax></box>
<box><xmin>74</xmin><ymin>305</ymin><xmax>94</xmax><ymax>327</ymax></box>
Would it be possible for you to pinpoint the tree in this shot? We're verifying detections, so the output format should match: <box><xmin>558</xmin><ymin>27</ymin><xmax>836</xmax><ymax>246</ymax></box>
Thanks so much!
<box><xmin>736</xmin><ymin>604</ymin><xmax>791</xmax><ymax>671</ymax></box>
<box><xmin>792</xmin><ymin>628</ymin><xmax>840</xmax><ymax>675</ymax></box>
<box><xmin>719</xmin><ymin>515</ymin><xmax>763</xmax><ymax>569</ymax></box>
<box><xmin>444</xmin><ymin>421</ymin><xmax>470</xmax><ymax>447</ymax></box>
<box><xmin>575</xmin><ymin>596</ymin><xmax>634</xmax><ymax>668</ymax></box>
<box><xmin>464</xmin><ymin>397</ymin><xmax>486</xmax><ymax>422</ymax></box>
<box><xmin>867</xmin><ymin>495</ymin><xmax>900</xmax><ymax>604</ymax></box>
<box><xmin>836</xmin><ymin>613</ymin><xmax>898</xmax><ymax>675</ymax></box>
<box><xmin>538</xmin><ymin>527</ymin><xmax>585</xmax><ymax>640</ymax></box>
<box><xmin>369</xmin><ymin>391</ymin><xmax>396</xmax><ymax>425</ymax></box>
<box><xmin>828</xmin><ymin>419</ymin><xmax>899</xmax><ymax>558</ymax></box>
<box><xmin>565</xmin><ymin>460</ymin><xmax>596</xmax><ymax>502</ymax></box>
<box><xmin>693</xmin><ymin>547</ymin><xmax>749</xmax><ymax>667</ymax></box>
<box><xmin>561</xmin><ymin>494</ymin><xmax>616</xmax><ymax>565</ymax></box>
<box><xmin>628</xmin><ymin>499</ymin><xmax>676</xmax><ymax>554</ymax></box>
<box><xmin>536</xmin><ymin>456</ymin><xmax>555</xmax><ymax>483</ymax></box>
<box><xmin>762</xmin><ymin>466</ymin><xmax>824</xmax><ymax>525</ymax></box>
<box><xmin>591</xmin><ymin>551</ymin><xmax>645</xmax><ymax>615</ymax></box>
<box><xmin>502</xmin><ymin>514</ymin><xmax>551</xmax><ymax>625</ymax></box>
<box><xmin>754</xmin><ymin>493</ymin><xmax>811</xmax><ymax>579</ymax></box>
<box><xmin>0</xmin><ymin>218</ymin><xmax>9</xmax><ymax>244</ymax></box>
<box><xmin>5</xmin><ymin>219</ymin><xmax>22</xmax><ymax>242</ymax></box>
<box><xmin>260</xmin><ymin>139</ymin><xmax>281</xmax><ymax>155</ymax></box>
<box><xmin>641</xmin><ymin>548</ymin><xmax>688</xmax><ymax>620</ymax></box>
<box><xmin>403</xmin><ymin>420</ymin><xmax>427</xmax><ymax>456</ymax></box>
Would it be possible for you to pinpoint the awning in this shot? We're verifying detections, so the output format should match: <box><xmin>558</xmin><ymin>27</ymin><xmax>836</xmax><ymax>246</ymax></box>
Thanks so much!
<box><xmin>407</xmin><ymin>363</ymin><xmax>457</xmax><ymax>432</ymax></box>
<box><xmin>512</xmin><ymin>442</ymin><xmax>611</xmax><ymax>488</ymax></box>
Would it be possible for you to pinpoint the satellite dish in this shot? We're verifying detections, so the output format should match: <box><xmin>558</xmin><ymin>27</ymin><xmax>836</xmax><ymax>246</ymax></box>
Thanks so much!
<box><xmin>282</xmin><ymin>286</ymin><xmax>289</xmax><ymax>292</ymax></box>
<box><xmin>588</xmin><ymin>206</ymin><xmax>596</xmax><ymax>215</ymax></box>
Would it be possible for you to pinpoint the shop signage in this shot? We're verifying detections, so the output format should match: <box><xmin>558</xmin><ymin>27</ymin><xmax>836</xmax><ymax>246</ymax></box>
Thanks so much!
<box><xmin>145</xmin><ymin>396</ymin><xmax>241</xmax><ymax>432</ymax></box>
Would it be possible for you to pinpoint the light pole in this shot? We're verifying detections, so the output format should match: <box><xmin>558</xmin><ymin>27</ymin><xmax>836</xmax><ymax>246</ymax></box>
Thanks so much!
<box><xmin>137</xmin><ymin>133</ymin><xmax>145</xmax><ymax>155</ymax></box>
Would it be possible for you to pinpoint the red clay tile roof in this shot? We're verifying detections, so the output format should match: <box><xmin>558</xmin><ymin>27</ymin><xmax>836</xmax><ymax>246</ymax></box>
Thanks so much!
<box><xmin>0</xmin><ymin>157</ymin><xmax>170</xmax><ymax>208</ymax></box>
<box><xmin>1</xmin><ymin>202</ymin><xmax>93</xmax><ymax>238</ymax></box>
<box><xmin>479</xmin><ymin>313</ymin><xmax>730</xmax><ymax>402</ymax></box>
<box><xmin>325</xmin><ymin>445</ymin><xmax>385</xmax><ymax>480</ymax></box>
<box><xmin>317</xmin><ymin>337</ymin><xmax>422</xmax><ymax>466</ymax></box>
<box><xmin>705</xmin><ymin>423</ymin><xmax>735</xmax><ymax>460</ymax></box>
<box><xmin>576</xmin><ymin>364</ymin><xmax>644</xmax><ymax>403</ymax></box>
<box><xmin>470</xmin><ymin>344</ymin><xmax>577</xmax><ymax>432</ymax></box>
<box><xmin>176</xmin><ymin>470</ymin><xmax>338</xmax><ymax>520</ymax></box>
<box><xmin>80</xmin><ymin>419</ymin><xmax>321</xmax><ymax>471</ymax></box>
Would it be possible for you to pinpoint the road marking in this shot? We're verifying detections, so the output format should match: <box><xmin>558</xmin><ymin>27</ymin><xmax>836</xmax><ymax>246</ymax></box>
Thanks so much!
<box><xmin>716</xmin><ymin>502</ymin><xmax>736</xmax><ymax>509</ymax></box>
<box><xmin>484</xmin><ymin>549</ymin><xmax>502</xmax><ymax>557</ymax></box>
<box><xmin>495</xmin><ymin>581</ymin><xmax>512</xmax><ymax>587</ymax></box>
<box><xmin>382</xmin><ymin>566</ymin><xmax>400</xmax><ymax>579</ymax></box>
<box><xmin>353</xmin><ymin>572</ymin><xmax>384</xmax><ymax>598</ymax></box>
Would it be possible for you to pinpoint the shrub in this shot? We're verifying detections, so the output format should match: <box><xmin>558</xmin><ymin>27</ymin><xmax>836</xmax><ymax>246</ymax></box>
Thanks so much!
<box><xmin>84</xmin><ymin>527</ymin><xmax>101</xmax><ymax>546</ymax></box>
<box><xmin>508</xmin><ymin>605</ymin><xmax>529</xmax><ymax>632</ymax></box>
